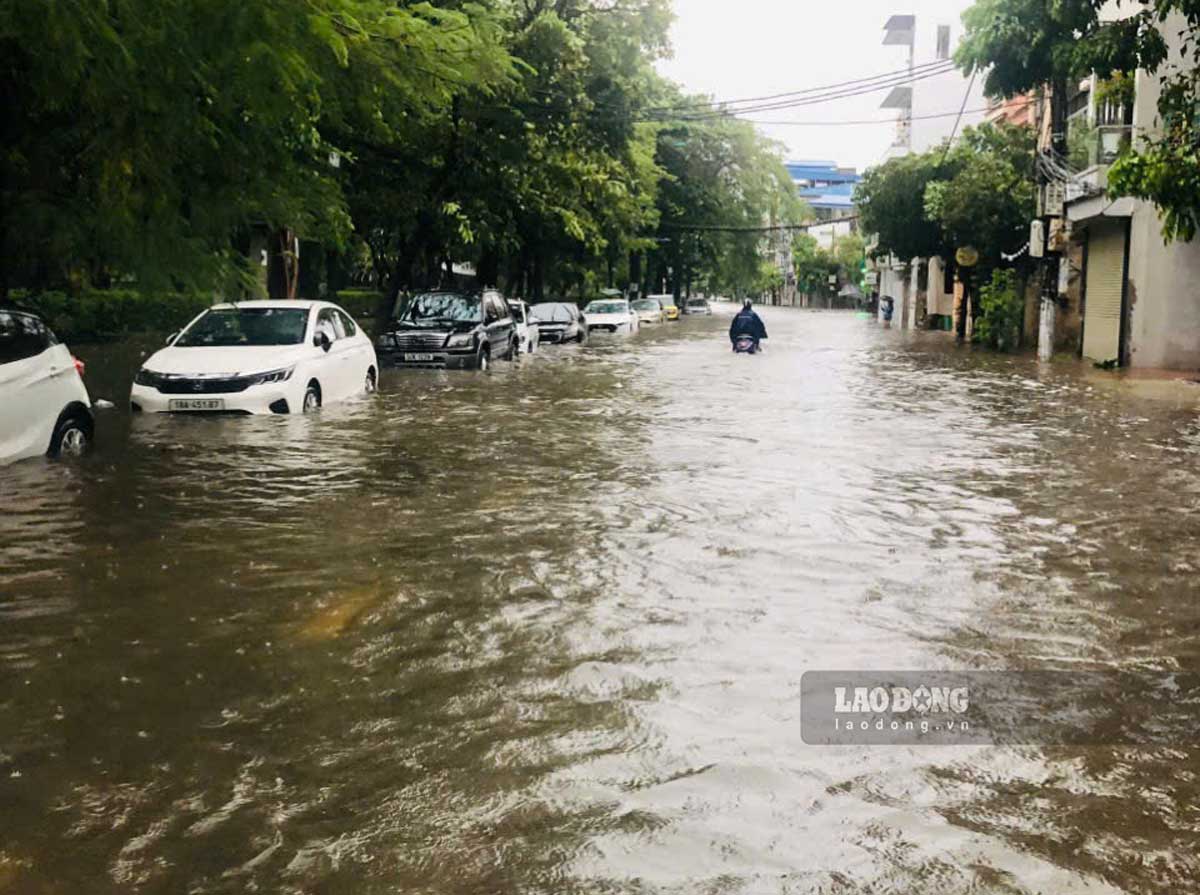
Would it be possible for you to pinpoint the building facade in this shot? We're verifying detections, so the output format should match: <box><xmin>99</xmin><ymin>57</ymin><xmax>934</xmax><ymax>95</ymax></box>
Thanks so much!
<box><xmin>874</xmin><ymin>13</ymin><xmax>987</xmax><ymax>328</ymax></box>
<box><xmin>1054</xmin><ymin>5</ymin><xmax>1200</xmax><ymax>370</ymax></box>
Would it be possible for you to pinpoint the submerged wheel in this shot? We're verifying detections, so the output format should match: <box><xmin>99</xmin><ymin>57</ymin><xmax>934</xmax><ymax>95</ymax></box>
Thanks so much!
<box><xmin>48</xmin><ymin>412</ymin><xmax>92</xmax><ymax>458</ymax></box>
<box><xmin>476</xmin><ymin>345</ymin><xmax>491</xmax><ymax>371</ymax></box>
<box><xmin>303</xmin><ymin>383</ymin><xmax>322</xmax><ymax>413</ymax></box>
<box><xmin>364</xmin><ymin>368</ymin><xmax>378</xmax><ymax>394</ymax></box>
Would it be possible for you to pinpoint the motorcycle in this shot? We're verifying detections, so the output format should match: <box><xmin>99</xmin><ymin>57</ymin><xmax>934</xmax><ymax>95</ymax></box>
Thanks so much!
<box><xmin>732</xmin><ymin>334</ymin><xmax>761</xmax><ymax>354</ymax></box>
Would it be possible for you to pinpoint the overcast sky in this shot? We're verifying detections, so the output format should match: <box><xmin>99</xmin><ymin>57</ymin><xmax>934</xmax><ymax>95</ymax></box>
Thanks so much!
<box><xmin>656</xmin><ymin>0</ymin><xmax>978</xmax><ymax>173</ymax></box>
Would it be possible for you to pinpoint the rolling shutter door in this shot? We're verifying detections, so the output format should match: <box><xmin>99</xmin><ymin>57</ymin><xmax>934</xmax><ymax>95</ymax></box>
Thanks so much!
<box><xmin>1082</xmin><ymin>220</ymin><xmax>1127</xmax><ymax>364</ymax></box>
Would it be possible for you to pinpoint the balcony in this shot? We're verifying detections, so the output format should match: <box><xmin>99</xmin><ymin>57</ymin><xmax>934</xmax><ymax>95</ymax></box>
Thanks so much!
<box><xmin>1067</xmin><ymin>123</ymin><xmax>1133</xmax><ymax>192</ymax></box>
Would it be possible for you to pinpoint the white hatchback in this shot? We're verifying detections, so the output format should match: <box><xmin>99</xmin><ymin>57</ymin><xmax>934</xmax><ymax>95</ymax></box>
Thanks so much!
<box><xmin>0</xmin><ymin>309</ymin><xmax>94</xmax><ymax>465</ymax></box>
<box><xmin>131</xmin><ymin>301</ymin><xmax>378</xmax><ymax>415</ymax></box>
<box><xmin>507</xmin><ymin>300</ymin><xmax>541</xmax><ymax>355</ymax></box>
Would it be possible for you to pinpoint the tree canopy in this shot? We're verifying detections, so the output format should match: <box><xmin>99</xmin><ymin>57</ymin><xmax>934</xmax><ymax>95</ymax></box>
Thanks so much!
<box><xmin>0</xmin><ymin>0</ymin><xmax>802</xmax><ymax>302</ymax></box>
<box><xmin>956</xmin><ymin>0</ymin><xmax>1200</xmax><ymax>241</ymax></box>
<box><xmin>856</xmin><ymin>123</ymin><xmax>1035</xmax><ymax>270</ymax></box>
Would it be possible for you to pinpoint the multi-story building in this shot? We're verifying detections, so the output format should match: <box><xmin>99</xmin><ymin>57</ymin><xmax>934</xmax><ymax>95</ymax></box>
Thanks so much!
<box><xmin>786</xmin><ymin>161</ymin><xmax>861</xmax><ymax>250</ymax></box>
<box><xmin>874</xmin><ymin>12</ymin><xmax>988</xmax><ymax>329</ymax></box>
<box><xmin>1050</xmin><ymin>6</ymin><xmax>1200</xmax><ymax>370</ymax></box>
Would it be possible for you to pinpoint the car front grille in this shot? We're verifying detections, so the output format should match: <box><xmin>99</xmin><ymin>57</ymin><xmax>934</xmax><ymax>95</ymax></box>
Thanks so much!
<box><xmin>390</xmin><ymin>332</ymin><xmax>447</xmax><ymax>351</ymax></box>
<box><xmin>155</xmin><ymin>376</ymin><xmax>253</xmax><ymax>394</ymax></box>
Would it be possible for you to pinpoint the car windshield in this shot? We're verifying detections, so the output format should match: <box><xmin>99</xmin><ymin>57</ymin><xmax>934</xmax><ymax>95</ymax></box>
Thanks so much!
<box><xmin>400</xmin><ymin>293</ymin><xmax>481</xmax><ymax>325</ymax></box>
<box><xmin>585</xmin><ymin>301</ymin><xmax>627</xmax><ymax>314</ymax></box>
<box><xmin>688</xmin><ymin>299</ymin><xmax>706</xmax><ymax>307</ymax></box>
<box><xmin>530</xmin><ymin>303</ymin><xmax>575</xmax><ymax>323</ymax></box>
<box><xmin>632</xmin><ymin>300</ymin><xmax>661</xmax><ymax>311</ymax></box>
<box><xmin>174</xmin><ymin>307</ymin><xmax>309</xmax><ymax>347</ymax></box>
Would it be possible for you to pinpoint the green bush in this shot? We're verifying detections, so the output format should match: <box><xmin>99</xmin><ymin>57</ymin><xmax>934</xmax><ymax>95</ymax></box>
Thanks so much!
<box><xmin>973</xmin><ymin>269</ymin><xmax>1024</xmax><ymax>352</ymax></box>
<box><xmin>334</xmin><ymin>289</ymin><xmax>388</xmax><ymax>323</ymax></box>
<box><xmin>12</xmin><ymin>289</ymin><xmax>216</xmax><ymax>342</ymax></box>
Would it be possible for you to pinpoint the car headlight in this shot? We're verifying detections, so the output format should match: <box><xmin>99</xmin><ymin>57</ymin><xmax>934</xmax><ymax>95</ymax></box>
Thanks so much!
<box><xmin>247</xmin><ymin>366</ymin><xmax>295</xmax><ymax>386</ymax></box>
<box><xmin>446</xmin><ymin>332</ymin><xmax>474</xmax><ymax>349</ymax></box>
<box><xmin>376</xmin><ymin>334</ymin><xmax>396</xmax><ymax>348</ymax></box>
<box><xmin>134</xmin><ymin>368</ymin><xmax>161</xmax><ymax>387</ymax></box>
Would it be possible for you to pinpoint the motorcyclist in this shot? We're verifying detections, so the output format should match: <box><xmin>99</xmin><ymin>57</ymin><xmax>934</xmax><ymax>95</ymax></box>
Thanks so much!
<box><xmin>729</xmin><ymin>298</ymin><xmax>768</xmax><ymax>350</ymax></box>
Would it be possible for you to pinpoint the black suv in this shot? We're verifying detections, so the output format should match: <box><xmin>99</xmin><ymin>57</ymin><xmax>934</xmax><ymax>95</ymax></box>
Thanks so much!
<box><xmin>377</xmin><ymin>291</ymin><xmax>518</xmax><ymax>370</ymax></box>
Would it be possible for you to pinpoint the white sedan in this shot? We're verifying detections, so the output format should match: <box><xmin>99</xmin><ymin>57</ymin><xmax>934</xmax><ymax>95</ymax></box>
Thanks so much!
<box><xmin>583</xmin><ymin>299</ymin><xmax>640</xmax><ymax>336</ymax></box>
<box><xmin>131</xmin><ymin>301</ymin><xmax>378</xmax><ymax>415</ymax></box>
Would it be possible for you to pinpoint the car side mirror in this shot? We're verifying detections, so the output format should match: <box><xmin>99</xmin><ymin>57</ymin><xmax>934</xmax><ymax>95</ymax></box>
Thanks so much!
<box><xmin>314</xmin><ymin>331</ymin><xmax>332</xmax><ymax>352</ymax></box>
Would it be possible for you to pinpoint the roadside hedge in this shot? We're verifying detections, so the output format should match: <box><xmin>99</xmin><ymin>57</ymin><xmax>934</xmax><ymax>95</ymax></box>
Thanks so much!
<box><xmin>12</xmin><ymin>290</ymin><xmax>215</xmax><ymax>343</ymax></box>
<box><xmin>8</xmin><ymin>288</ymin><xmax>390</xmax><ymax>343</ymax></box>
<box><xmin>335</xmin><ymin>289</ymin><xmax>389</xmax><ymax>322</ymax></box>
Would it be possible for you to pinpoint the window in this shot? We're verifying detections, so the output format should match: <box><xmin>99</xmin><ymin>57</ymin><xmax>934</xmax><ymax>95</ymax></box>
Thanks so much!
<box><xmin>336</xmin><ymin>310</ymin><xmax>357</xmax><ymax>337</ymax></box>
<box><xmin>484</xmin><ymin>297</ymin><xmax>501</xmax><ymax>324</ymax></box>
<box><xmin>0</xmin><ymin>312</ymin><xmax>51</xmax><ymax>365</ymax></box>
<box><xmin>316</xmin><ymin>308</ymin><xmax>343</xmax><ymax>342</ymax></box>
<box><xmin>175</xmin><ymin>307</ymin><xmax>309</xmax><ymax>347</ymax></box>
<box><xmin>936</xmin><ymin>25</ymin><xmax>951</xmax><ymax>61</ymax></box>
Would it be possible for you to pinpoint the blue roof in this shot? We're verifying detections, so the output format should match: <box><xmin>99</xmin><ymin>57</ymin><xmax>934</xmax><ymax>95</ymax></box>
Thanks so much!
<box><xmin>786</xmin><ymin>160</ymin><xmax>861</xmax><ymax>186</ymax></box>
<box><xmin>800</xmin><ymin>181</ymin><xmax>857</xmax><ymax>209</ymax></box>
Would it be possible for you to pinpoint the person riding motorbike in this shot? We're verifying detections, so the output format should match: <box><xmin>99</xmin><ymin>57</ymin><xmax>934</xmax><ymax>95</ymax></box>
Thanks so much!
<box><xmin>729</xmin><ymin>299</ymin><xmax>768</xmax><ymax>351</ymax></box>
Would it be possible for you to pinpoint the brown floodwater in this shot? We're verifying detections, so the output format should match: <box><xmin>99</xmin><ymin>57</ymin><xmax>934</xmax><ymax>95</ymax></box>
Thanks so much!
<box><xmin>2</xmin><ymin>307</ymin><xmax>1199</xmax><ymax>893</ymax></box>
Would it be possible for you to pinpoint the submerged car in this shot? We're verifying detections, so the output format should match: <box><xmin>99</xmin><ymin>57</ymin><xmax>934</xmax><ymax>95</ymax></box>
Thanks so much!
<box><xmin>648</xmin><ymin>294</ymin><xmax>680</xmax><ymax>321</ymax></box>
<box><xmin>507</xmin><ymin>299</ymin><xmax>541</xmax><ymax>355</ymax></box>
<box><xmin>529</xmin><ymin>302</ymin><xmax>587</xmax><ymax>344</ymax></box>
<box><xmin>683</xmin><ymin>297</ymin><xmax>712</xmax><ymax>316</ymax></box>
<box><xmin>0</xmin><ymin>309</ymin><xmax>93</xmax><ymax>465</ymax></box>
<box><xmin>130</xmin><ymin>301</ymin><xmax>378</xmax><ymax>415</ymax></box>
<box><xmin>583</xmin><ymin>299</ymin><xmax>639</xmax><ymax>335</ymax></box>
<box><xmin>377</xmin><ymin>291</ymin><xmax>517</xmax><ymax>370</ymax></box>
<box><xmin>632</xmin><ymin>298</ymin><xmax>666</xmax><ymax>325</ymax></box>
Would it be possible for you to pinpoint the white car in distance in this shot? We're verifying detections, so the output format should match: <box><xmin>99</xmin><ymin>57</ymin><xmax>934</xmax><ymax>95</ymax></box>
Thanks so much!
<box><xmin>507</xmin><ymin>300</ymin><xmax>541</xmax><ymax>355</ymax></box>
<box><xmin>0</xmin><ymin>309</ymin><xmax>94</xmax><ymax>465</ymax></box>
<box><xmin>583</xmin><ymin>299</ymin><xmax>640</xmax><ymax>336</ymax></box>
<box><xmin>131</xmin><ymin>301</ymin><xmax>378</xmax><ymax>415</ymax></box>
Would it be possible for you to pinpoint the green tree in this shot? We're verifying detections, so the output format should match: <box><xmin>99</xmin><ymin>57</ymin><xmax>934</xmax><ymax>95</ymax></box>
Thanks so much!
<box><xmin>857</xmin><ymin>152</ymin><xmax>953</xmax><ymax>262</ymax></box>
<box><xmin>0</xmin><ymin>0</ymin><xmax>511</xmax><ymax>299</ymax></box>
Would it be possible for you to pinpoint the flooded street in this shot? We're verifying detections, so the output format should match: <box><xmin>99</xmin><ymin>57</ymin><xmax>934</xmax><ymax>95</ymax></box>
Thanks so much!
<box><xmin>3</xmin><ymin>306</ymin><xmax>1200</xmax><ymax>894</ymax></box>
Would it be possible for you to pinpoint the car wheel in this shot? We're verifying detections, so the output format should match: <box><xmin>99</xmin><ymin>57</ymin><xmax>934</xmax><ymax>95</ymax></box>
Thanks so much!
<box><xmin>48</xmin><ymin>411</ymin><xmax>93</xmax><ymax>458</ymax></box>
<box><xmin>528</xmin><ymin>338</ymin><xmax>536</xmax><ymax>355</ymax></box>
<box><xmin>303</xmin><ymin>382</ymin><xmax>322</xmax><ymax>413</ymax></box>
<box><xmin>364</xmin><ymin>367</ymin><xmax>378</xmax><ymax>394</ymax></box>
<box><xmin>509</xmin><ymin>336</ymin><xmax>518</xmax><ymax>360</ymax></box>
<box><xmin>476</xmin><ymin>344</ymin><xmax>491</xmax><ymax>371</ymax></box>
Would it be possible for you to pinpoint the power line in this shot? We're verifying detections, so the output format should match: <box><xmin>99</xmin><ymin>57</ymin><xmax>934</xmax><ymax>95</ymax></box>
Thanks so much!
<box><xmin>659</xmin><ymin>218</ymin><xmax>859</xmax><ymax>233</ymax></box>
<box><xmin>741</xmin><ymin>98</ymin><xmax>1034</xmax><ymax>127</ymax></box>
<box><xmin>640</xmin><ymin>59</ymin><xmax>956</xmax><ymax>115</ymax></box>
<box><xmin>643</xmin><ymin>63</ymin><xmax>959</xmax><ymax>123</ymax></box>
<box><xmin>939</xmin><ymin>70</ymin><xmax>978</xmax><ymax>165</ymax></box>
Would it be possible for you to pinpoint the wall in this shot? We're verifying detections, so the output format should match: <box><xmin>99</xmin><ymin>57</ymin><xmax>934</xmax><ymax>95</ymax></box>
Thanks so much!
<box><xmin>909</xmin><ymin>23</ymin><xmax>987</xmax><ymax>153</ymax></box>
<box><xmin>809</xmin><ymin>219</ymin><xmax>857</xmax><ymax>250</ymax></box>
<box><xmin>926</xmin><ymin>256</ymin><xmax>956</xmax><ymax>318</ymax></box>
<box><xmin>1123</xmin><ymin>12</ymin><xmax>1200</xmax><ymax>370</ymax></box>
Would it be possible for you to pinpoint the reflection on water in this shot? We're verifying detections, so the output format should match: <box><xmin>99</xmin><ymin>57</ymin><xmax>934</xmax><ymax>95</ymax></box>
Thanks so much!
<box><xmin>2</xmin><ymin>310</ymin><xmax>1199</xmax><ymax>893</ymax></box>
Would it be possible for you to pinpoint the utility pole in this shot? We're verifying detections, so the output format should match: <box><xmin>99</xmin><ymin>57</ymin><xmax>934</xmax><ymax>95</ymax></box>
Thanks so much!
<box><xmin>1039</xmin><ymin>82</ymin><xmax>1068</xmax><ymax>362</ymax></box>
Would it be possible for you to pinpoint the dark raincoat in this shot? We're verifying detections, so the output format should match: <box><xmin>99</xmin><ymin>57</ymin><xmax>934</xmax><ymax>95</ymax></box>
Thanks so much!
<box><xmin>729</xmin><ymin>307</ymin><xmax>768</xmax><ymax>343</ymax></box>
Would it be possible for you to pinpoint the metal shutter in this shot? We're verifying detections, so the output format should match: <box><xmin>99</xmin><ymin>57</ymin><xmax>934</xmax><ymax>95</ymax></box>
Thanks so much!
<box><xmin>1082</xmin><ymin>220</ymin><xmax>1127</xmax><ymax>364</ymax></box>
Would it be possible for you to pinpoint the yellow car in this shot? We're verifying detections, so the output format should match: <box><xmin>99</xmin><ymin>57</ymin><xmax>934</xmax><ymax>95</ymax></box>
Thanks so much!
<box><xmin>649</xmin><ymin>294</ymin><xmax>680</xmax><ymax>320</ymax></box>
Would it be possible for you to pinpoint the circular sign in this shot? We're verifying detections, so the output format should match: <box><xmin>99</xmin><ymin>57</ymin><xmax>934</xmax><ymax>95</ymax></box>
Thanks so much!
<box><xmin>955</xmin><ymin>246</ymin><xmax>980</xmax><ymax>267</ymax></box>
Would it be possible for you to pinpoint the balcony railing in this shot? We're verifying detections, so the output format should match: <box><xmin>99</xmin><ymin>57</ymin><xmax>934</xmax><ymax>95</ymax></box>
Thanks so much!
<box><xmin>1068</xmin><ymin>123</ymin><xmax>1132</xmax><ymax>171</ymax></box>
